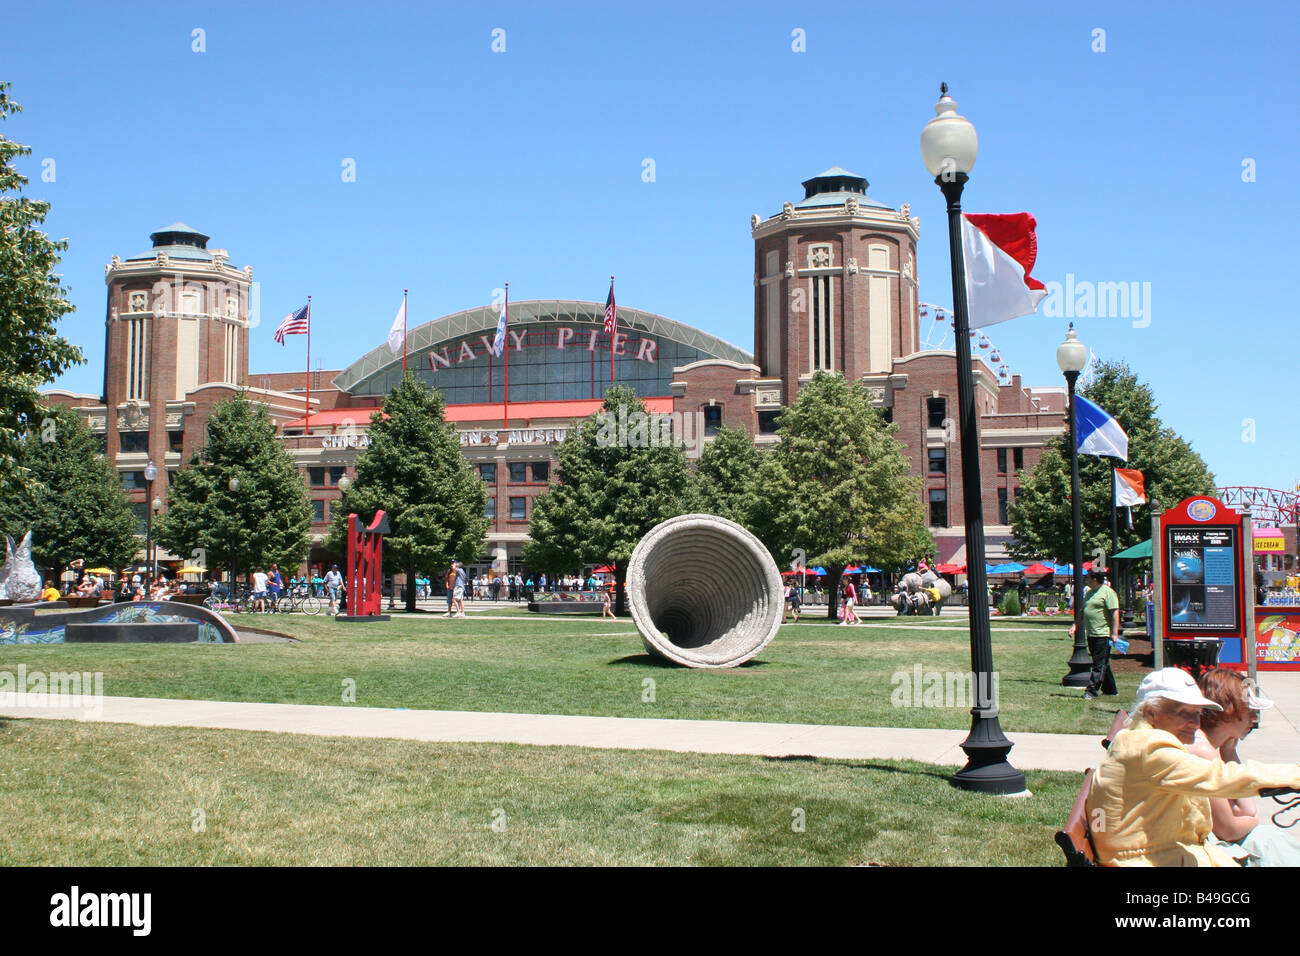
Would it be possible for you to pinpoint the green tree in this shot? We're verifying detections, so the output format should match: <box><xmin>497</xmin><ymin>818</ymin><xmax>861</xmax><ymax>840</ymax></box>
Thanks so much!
<box><xmin>0</xmin><ymin>407</ymin><xmax>137</xmax><ymax>575</ymax></box>
<box><xmin>0</xmin><ymin>84</ymin><xmax>84</xmax><ymax>498</ymax></box>
<box><xmin>329</xmin><ymin>373</ymin><xmax>489</xmax><ymax>612</ymax></box>
<box><xmin>1009</xmin><ymin>360</ymin><xmax>1216</xmax><ymax>564</ymax></box>
<box><xmin>155</xmin><ymin>394</ymin><xmax>312</xmax><ymax>580</ymax></box>
<box><xmin>757</xmin><ymin>371</ymin><xmax>934</xmax><ymax>619</ymax></box>
<box><xmin>692</xmin><ymin>424</ymin><xmax>761</xmax><ymax>524</ymax></box>
<box><xmin>524</xmin><ymin>385</ymin><xmax>694</xmax><ymax>615</ymax></box>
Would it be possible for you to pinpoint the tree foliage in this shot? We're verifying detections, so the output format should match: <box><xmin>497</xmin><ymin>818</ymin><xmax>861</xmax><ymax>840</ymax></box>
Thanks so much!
<box><xmin>1008</xmin><ymin>361</ymin><xmax>1216</xmax><ymax>563</ymax></box>
<box><xmin>0</xmin><ymin>84</ymin><xmax>84</xmax><ymax>498</ymax></box>
<box><xmin>0</xmin><ymin>407</ymin><xmax>137</xmax><ymax>574</ymax></box>
<box><xmin>754</xmin><ymin>372</ymin><xmax>933</xmax><ymax>617</ymax></box>
<box><xmin>155</xmin><ymin>394</ymin><xmax>312</xmax><ymax>577</ymax></box>
<box><xmin>692</xmin><ymin>425</ymin><xmax>760</xmax><ymax>524</ymax></box>
<box><xmin>328</xmin><ymin>373</ymin><xmax>489</xmax><ymax>612</ymax></box>
<box><xmin>524</xmin><ymin>386</ymin><xmax>695</xmax><ymax>614</ymax></box>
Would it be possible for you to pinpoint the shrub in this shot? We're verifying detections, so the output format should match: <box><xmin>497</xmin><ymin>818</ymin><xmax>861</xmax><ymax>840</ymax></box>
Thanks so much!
<box><xmin>1037</xmin><ymin>594</ymin><xmax>1048</xmax><ymax>614</ymax></box>
<box><xmin>1001</xmin><ymin>590</ymin><xmax>1022</xmax><ymax>617</ymax></box>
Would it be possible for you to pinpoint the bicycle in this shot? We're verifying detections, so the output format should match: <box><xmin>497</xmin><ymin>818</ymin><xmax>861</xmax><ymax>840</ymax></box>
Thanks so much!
<box><xmin>204</xmin><ymin>586</ymin><xmax>255</xmax><ymax>615</ymax></box>
<box><xmin>272</xmin><ymin>584</ymin><xmax>321</xmax><ymax>615</ymax></box>
<box><xmin>1261</xmin><ymin>787</ymin><xmax>1300</xmax><ymax>828</ymax></box>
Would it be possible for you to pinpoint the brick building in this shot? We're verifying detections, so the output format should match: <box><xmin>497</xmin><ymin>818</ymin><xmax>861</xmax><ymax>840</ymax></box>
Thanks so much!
<box><xmin>48</xmin><ymin>168</ymin><xmax>1066</xmax><ymax>576</ymax></box>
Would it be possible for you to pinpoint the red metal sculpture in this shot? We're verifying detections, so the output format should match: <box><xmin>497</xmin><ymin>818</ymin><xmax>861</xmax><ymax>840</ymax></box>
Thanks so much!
<box><xmin>344</xmin><ymin>510</ymin><xmax>390</xmax><ymax>618</ymax></box>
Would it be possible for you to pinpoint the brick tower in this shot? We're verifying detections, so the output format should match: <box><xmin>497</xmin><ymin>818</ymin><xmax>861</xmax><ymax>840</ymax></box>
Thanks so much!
<box><xmin>102</xmin><ymin>224</ymin><xmax>253</xmax><ymax>497</ymax></box>
<box><xmin>751</xmin><ymin>168</ymin><xmax>920</xmax><ymax>405</ymax></box>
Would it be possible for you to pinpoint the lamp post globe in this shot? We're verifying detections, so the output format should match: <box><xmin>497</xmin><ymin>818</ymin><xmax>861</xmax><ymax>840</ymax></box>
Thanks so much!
<box><xmin>1059</xmin><ymin>324</ymin><xmax>1094</xmax><ymax>687</ymax></box>
<box><xmin>920</xmin><ymin>83</ymin><xmax>978</xmax><ymax>180</ymax></box>
<box><xmin>338</xmin><ymin>475</ymin><xmax>352</xmax><ymax>493</ymax></box>
<box><xmin>921</xmin><ymin>84</ymin><xmax>1024</xmax><ymax>795</ymax></box>
<box><xmin>228</xmin><ymin>476</ymin><xmax>240</xmax><ymax>493</ymax></box>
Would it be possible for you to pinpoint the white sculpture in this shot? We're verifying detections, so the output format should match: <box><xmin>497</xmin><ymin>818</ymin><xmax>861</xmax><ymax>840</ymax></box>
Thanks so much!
<box><xmin>0</xmin><ymin>532</ymin><xmax>42</xmax><ymax>602</ymax></box>
<box><xmin>628</xmin><ymin>514</ymin><xmax>783</xmax><ymax>668</ymax></box>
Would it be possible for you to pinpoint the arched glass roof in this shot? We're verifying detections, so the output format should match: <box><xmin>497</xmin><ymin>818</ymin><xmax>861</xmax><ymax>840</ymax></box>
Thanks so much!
<box><xmin>333</xmin><ymin>299</ymin><xmax>753</xmax><ymax>394</ymax></box>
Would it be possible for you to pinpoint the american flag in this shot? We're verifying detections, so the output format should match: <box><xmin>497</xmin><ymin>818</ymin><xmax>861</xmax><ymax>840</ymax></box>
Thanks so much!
<box><xmin>274</xmin><ymin>303</ymin><xmax>310</xmax><ymax>344</ymax></box>
<box><xmin>603</xmin><ymin>279</ymin><xmax>616</xmax><ymax>335</ymax></box>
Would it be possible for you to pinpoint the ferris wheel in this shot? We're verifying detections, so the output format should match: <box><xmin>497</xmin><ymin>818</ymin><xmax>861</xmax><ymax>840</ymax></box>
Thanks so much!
<box><xmin>917</xmin><ymin>301</ymin><xmax>1016</xmax><ymax>385</ymax></box>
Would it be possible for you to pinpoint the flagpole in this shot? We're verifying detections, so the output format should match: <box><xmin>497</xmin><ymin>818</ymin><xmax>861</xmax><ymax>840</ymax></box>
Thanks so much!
<box><xmin>305</xmin><ymin>295</ymin><xmax>312</xmax><ymax>429</ymax></box>
<box><xmin>1110</xmin><ymin>460</ymin><xmax>1119</xmax><ymax>559</ymax></box>
<box><xmin>402</xmin><ymin>289</ymin><xmax>408</xmax><ymax>373</ymax></box>
<box><xmin>502</xmin><ymin>283</ymin><xmax>509</xmax><ymax>433</ymax></box>
<box><xmin>609</xmin><ymin>275</ymin><xmax>616</xmax><ymax>386</ymax></box>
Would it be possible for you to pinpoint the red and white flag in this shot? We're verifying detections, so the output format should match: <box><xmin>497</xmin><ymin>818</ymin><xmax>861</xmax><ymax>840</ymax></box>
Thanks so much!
<box><xmin>961</xmin><ymin>213</ymin><xmax>1046</xmax><ymax>328</ymax></box>
<box><xmin>1114</xmin><ymin>468</ymin><xmax>1146</xmax><ymax>507</ymax></box>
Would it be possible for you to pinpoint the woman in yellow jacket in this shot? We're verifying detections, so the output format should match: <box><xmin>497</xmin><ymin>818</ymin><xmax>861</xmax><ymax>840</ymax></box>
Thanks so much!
<box><xmin>1085</xmin><ymin>667</ymin><xmax>1300</xmax><ymax>866</ymax></box>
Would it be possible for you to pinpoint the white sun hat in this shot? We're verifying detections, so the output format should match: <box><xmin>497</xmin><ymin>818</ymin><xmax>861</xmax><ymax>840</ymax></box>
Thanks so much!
<box><xmin>1135</xmin><ymin>668</ymin><xmax>1223</xmax><ymax>711</ymax></box>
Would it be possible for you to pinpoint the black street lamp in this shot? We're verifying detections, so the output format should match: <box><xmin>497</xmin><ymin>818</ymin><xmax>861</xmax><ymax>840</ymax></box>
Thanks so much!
<box><xmin>143</xmin><ymin>460</ymin><xmax>157</xmax><ymax>587</ymax></box>
<box><xmin>921</xmin><ymin>84</ymin><xmax>1025</xmax><ymax>794</ymax></box>
<box><xmin>1058</xmin><ymin>324</ymin><xmax>1092</xmax><ymax>687</ymax></box>
<box><xmin>151</xmin><ymin>496</ymin><xmax>163</xmax><ymax>584</ymax></box>
<box><xmin>228</xmin><ymin>475</ymin><xmax>240</xmax><ymax>591</ymax></box>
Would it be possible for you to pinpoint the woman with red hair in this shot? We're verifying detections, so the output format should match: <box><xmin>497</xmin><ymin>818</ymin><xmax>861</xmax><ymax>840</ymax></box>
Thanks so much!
<box><xmin>1190</xmin><ymin>668</ymin><xmax>1300</xmax><ymax>866</ymax></box>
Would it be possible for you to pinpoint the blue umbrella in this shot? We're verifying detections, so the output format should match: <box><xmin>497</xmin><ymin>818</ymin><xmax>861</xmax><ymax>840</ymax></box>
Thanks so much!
<box><xmin>862</xmin><ymin>565</ymin><xmax>880</xmax><ymax>573</ymax></box>
<box><xmin>842</xmin><ymin>567</ymin><xmax>863</xmax><ymax>575</ymax></box>
<box><xmin>989</xmin><ymin>562</ymin><xmax>1026</xmax><ymax>574</ymax></box>
<box><xmin>810</xmin><ymin>567</ymin><xmax>827</xmax><ymax>576</ymax></box>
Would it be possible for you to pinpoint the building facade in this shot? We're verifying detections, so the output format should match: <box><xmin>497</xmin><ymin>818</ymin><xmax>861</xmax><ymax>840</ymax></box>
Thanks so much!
<box><xmin>49</xmin><ymin>168</ymin><xmax>1066</xmax><ymax>577</ymax></box>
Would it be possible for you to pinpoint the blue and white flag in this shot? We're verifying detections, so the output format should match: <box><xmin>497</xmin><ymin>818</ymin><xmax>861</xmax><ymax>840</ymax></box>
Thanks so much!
<box><xmin>1076</xmin><ymin>395</ymin><xmax>1128</xmax><ymax>460</ymax></box>
<box><xmin>492</xmin><ymin>300</ymin><xmax>507</xmax><ymax>356</ymax></box>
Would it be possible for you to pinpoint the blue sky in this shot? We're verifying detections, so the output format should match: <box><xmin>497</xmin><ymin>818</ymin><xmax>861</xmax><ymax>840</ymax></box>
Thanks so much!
<box><xmin>5</xmin><ymin>1</ymin><xmax>1297</xmax><ymax>495</ymax></box>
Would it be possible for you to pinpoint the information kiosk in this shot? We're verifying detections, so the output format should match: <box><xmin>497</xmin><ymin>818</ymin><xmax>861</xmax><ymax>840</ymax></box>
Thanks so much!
<box><xmin>1152</xmin><ymin>496</ymin><xmax>1254</xmax><ymax>678</ymax></box>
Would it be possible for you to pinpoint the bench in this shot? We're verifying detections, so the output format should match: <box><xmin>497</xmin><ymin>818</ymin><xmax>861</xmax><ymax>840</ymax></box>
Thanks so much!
<box><xmin>1101</xmin><ymin>709</ymin><xmax>1129</xmax><ymax>750</ymax></box>
<box><xmin>1056</xmin><ymin>712</ymin><xmax>1129</xmax><ymax>865</ymax></box>
<box><xmin>1054</xmin><ymin>769</ymin><xmax>1100</xmax><ymax>866</ymax></box>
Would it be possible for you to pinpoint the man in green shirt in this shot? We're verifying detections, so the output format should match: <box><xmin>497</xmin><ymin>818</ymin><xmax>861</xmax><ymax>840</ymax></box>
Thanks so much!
<box><xmin>1072</xmin><ymin>567</ymin><xmax>1120</xmax><ymax>699</ymax></box>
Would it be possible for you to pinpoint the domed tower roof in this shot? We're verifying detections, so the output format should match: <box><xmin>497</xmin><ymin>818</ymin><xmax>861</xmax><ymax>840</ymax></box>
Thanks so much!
<box><xmin>127</xmin><ymin>222</ymin><xmax>214</xmax><ymax>261</ymax></box>
<box><xmin>796</xmin><ymin>167</ymin><xmax>892</xmax><ymax>210</ymax></box>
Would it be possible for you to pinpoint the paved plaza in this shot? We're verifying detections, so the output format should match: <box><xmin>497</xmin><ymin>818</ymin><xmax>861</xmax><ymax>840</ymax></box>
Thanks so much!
<box><xmin>3</xmin><ymin>671</ymin><xmax>1296</xmax><ymax>773</ymax></box>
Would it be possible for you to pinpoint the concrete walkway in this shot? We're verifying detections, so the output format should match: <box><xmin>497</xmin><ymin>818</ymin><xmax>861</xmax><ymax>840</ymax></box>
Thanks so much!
<box><xmin>3</xmin><ymin>672</ymin><xmax>1297</xmax><ymax>771</ymax></box>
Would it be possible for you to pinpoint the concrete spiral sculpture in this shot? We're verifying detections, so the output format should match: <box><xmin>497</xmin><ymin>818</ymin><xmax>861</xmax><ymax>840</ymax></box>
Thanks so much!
<box><xmin>627</xmin><ymin>513</ymin><xmax>784</xmax><ymax>668</ymax></box>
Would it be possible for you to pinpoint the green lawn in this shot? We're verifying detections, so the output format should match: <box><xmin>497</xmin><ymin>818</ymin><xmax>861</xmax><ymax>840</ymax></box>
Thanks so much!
<box><xmin>0</xmin><ymin>718</ymin><xmax>1080</xmax><ymax>866</ymax></box>
<box><xmin>0</xmin><ymin>609</ymin><xmax>1134</xmax><ymax>734</ymax></box>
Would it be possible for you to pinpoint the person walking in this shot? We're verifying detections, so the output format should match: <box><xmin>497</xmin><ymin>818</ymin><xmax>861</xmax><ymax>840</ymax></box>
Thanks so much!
<box><xmin>453</xmin><ymin>562</ymin><xmax>468</xmax><ymax>617</ymax></box>
<box><xmin>267</xmin><ymin>564</ymin><xmax>285</xmax><ymax>611</ymax></box>
<box><xmin>251</xmin><ymin>568</ymin><xmax>270</xmax><ymax>613</ymax></box>
<box><xmin>1073</xmin><ymin>567</ymin><xmax>1120</xmax><ymax>700</ymax></box>
<box><xmin>784</xmin><ymin>582</ymin><xmax>801</xmax><ymax>623</ymax></box>
<box><xmin>601</xmin><ymin>585</ymin><xmax>615</xmax><ymax>619</ymax></box>
<box><xmin>443</xmin><ymin>563</ymin><xmax>457</xmax><ymax>617</ymax></box>
<box><xmin>840</xmin><ymin>578</ymin><xmax>860</xmax><ymax>625</ymax></box>
<box><xmin>324</xmin><ymin>564</ymin><xmax>343</xmax><ymax>615</ymax></box>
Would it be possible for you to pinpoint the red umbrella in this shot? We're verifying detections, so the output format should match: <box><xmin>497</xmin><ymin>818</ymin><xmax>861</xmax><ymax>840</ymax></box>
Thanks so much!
<box><xmin>594</xmin><ymin>565</ymin><xmax>615</xmax><ymax>573</ymax></box>
<box><xmin>1022</xmin><ymin>563</ymin><xmax>1055</xmax><ymax>576</ymax></box>
<box><xmin>936</xmin><ymin>563</ymin><xmax>964</xmax><ymax>574</ymax></box>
